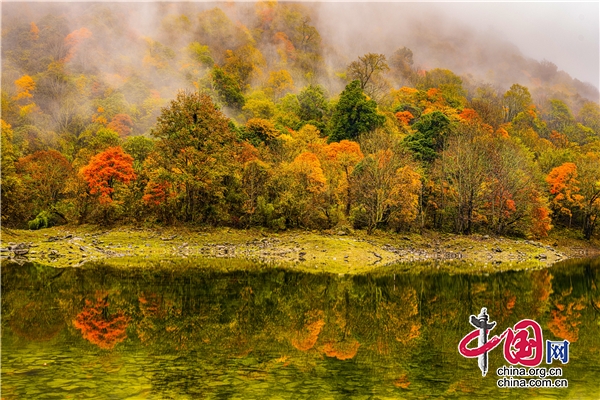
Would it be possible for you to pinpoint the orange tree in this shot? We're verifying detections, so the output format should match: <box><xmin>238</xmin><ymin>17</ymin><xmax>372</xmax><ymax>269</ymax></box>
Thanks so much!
<box><xmin>80</xmin><ymin>146</ymin><xmax>136</xmax><ymax>205</ymax></box>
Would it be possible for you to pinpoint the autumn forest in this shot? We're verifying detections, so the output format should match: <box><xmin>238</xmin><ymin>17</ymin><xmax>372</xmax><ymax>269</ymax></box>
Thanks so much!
<box><xmin>2</xmin><ymin>2</ymin><xmax>600</xmax><ymax>241</ymax></box>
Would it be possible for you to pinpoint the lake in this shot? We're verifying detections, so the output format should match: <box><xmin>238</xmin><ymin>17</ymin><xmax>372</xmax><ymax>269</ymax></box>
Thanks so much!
<box><xmin>2</xmin><ymin>258</ymin><xmax>599</xmax><ymax>399</ymax></box>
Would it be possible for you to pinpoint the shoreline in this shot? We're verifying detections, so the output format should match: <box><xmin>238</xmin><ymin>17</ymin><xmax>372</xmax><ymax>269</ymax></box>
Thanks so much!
<box><xmin>2</xmin><ymin>226</ymin><xmax>600</xmax><ymax>274</ymax></box>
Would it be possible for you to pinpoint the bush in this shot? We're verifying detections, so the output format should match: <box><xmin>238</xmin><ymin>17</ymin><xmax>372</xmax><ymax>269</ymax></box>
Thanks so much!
<box><xmin>28</xmin><ymin>211</ymin><xmax>57</xmax><ymax>230</ymax></box>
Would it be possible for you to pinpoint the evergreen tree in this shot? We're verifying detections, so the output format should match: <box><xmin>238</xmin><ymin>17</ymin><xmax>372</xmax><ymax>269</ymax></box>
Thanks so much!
<box><xmin>328</xmin><ymin>80</ymin><xmax>384</xmax><ymax>143</ymax></box>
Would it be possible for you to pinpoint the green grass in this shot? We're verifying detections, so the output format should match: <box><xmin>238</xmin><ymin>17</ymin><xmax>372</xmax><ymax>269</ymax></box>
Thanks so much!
<box><xmin>2</xmin><ymin>225</ymin><xmax>598</xmax><ymax>274</ymax></box>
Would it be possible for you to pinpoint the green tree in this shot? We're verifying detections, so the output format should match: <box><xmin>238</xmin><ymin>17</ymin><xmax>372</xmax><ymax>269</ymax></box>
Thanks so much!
<box><xmin>149</xmin><ymin>90</ymin><xmax>239</xmax><ymax>223</ymax></box>
<box><xmin>503</xmin><ymin>84</ymin><xmax>532</xmax><ymax>122</ymax></box>
<box><xmin>328</xmin><ymin>81</ymin><xmax>384</xmax><ymax>143</ymax></box>
<box><xmin>1</xmin><ymin>120</ymin><xmax>27</xmax><ymax>226</ymax></box>
<box><xmin>297</xmin><ymin>84</ymin><xmax>329</xmax><ymax>123</ymax></box>
<box><xmin>404</xmin><ymin>111</ymin><xmax>451</xmax><ymax>163</ymax></box>
<box><xmin>212</xmin><ymin>66</ymin><xmax>245</xmax><ymax>110</ymax></box>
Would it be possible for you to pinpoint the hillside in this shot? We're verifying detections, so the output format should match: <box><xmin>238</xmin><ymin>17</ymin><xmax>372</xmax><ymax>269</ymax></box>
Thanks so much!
<box><xmin>2</xmin><ymin>2</ymin><xmax>600</xmax><ymax>242</ymax></box>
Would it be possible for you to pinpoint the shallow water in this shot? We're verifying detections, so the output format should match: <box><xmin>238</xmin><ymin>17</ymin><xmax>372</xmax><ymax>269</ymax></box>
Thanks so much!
<box><xmin>2</xmin><ymin>258</ymin><xmax>599</xmax><ymax>399</ymax></box>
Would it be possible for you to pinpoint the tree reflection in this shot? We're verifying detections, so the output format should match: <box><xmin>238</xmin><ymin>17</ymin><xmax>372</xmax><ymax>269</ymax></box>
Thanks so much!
<box><xmin>74</xmin><ymin>292</ymin><xmax>130</xmax><ymax>349</ymax></box>
<box><xmin>2</xmin><ymin>259</ymin><xmax>599</xmax><ymax>399</ymax></box>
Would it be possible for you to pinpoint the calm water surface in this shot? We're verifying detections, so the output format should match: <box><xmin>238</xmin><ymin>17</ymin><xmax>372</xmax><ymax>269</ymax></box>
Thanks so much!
<box><xmin>2</xmin><ymin>258</ymin><xmax>599</xmax><ymax>399</ymax></box>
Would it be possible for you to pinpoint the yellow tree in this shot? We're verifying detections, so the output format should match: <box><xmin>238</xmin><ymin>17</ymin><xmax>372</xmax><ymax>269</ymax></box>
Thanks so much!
<box><xmin>352</xmin><ymin>144</ymin><xmax>421</xmax><ymax>233</ymax></box>
<box><xmin>324</xmin><ymin>140</ymin><xmax>364</xmax><ymax>216</ymax></box>
<box><xmin>576</xmin><ymin>153</ymin><xmax>600</xmax><ymax>239</ymax></box>
<box><xmin>266</xmin><ymin>69</ymin><xmax>294</xmax><ymax>100</ymax></box>
<box><xmin>546</xmin><ymin>162</ymin><xmax>583</xmax><ymax>227</ymax></box>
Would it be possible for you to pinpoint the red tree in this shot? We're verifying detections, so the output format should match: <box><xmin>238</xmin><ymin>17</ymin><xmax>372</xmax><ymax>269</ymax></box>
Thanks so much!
<box><xmin>107</xmin><ymin>114</ymin><xmax>134</xmax><ymax>137</ymax></box>
<box><xmin>80</xmin><ymin>147</ymin><xmax>136</xmax><ymax>204</ymax></box>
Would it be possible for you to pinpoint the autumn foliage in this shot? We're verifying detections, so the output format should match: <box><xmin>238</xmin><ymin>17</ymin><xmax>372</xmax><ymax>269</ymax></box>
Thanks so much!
<box><xmin>107</xmin><ymin>114</ymin><xmax>134</xmax><ymax>137</ymax></box>
<box><xmin>73</xmin><ymin>293</ymin><xmax>130</xmax><ymax>349</ymax></box>
<box><xmin>1</xmin><ymin>3</ymin><xmax>599</xmax><ymax>239</ymax></box>
<box><xmin>80</xmin><ymin>147</ymin><xmax>136</xmax><ymax>204</ymax></box>
<box><xmin>546</xmin><ymin>163</ymin><xmax>583</xmax><ymax>218</ymax></box>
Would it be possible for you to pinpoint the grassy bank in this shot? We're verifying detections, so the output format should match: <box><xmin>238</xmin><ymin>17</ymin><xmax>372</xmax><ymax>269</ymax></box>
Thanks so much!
<box><xmin>2</xmin><ymin>225</ymin><xmax>599</xmax><ymax>274</ymax></box>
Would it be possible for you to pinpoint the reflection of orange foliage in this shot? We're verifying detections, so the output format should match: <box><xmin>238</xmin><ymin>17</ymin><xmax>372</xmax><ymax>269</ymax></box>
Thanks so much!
<box><xmin>393</xmin><ymin>373</ymin><xmax>411</xmax><ymax>389</ymax></box>
<box><xmin>532</xmin><ymin>269</ymin><xmax>552</xmax><ymax>315</ymax></box>
<box><xmin>322</xmin><ymin>339</ymin><xmax>360</xmax><ymax>360</ymax></box>
<box><xmin>292</xmin><ymin>311</ymin><xmax>325</xmax><ymax>351</ymax></box>
<box><xmin>387</xmin><ymin>288</ymin><xmax>422</xmax><ymax>344</ymax></box>
<box><xmin>548</xmin><ymin>300</ymin><xmax>584</xmax><ymax>343</ymax></box>
<box><xmin>446</xmin><ymin>379</ymin><xmax>475</xmax><ymax>394</ymax></box>
<box><xmin>74</xmin><ymin>294</ymin><xmax>130</xmax><ymax>349</ymax></box>
<box><xmin>139</xmin><ymin>293</ymin><xmax>165</xmax><ymax>318</ymax></box>
<box><xmin>506</xmin><ymin>296</ymin><xmax>516</xmax><ymax>311</ymax></box>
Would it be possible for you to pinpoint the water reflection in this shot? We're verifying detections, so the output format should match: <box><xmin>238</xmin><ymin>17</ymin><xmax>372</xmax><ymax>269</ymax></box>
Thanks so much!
<box><xmin>2</xmin><ymin>258</ymin><xmax>599</xmax><ymax>399</ymax></box>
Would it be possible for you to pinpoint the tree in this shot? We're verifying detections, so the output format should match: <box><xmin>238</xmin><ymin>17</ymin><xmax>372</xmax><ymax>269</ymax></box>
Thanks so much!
<box><xmin>347</xmin><ymin>53</ymin><xmax>390</xmax><ymax>100</ymax></box>
<box><xmin>212</xmin><ymin>66</ymin><xmax>245</xmax><ymax>110</ymax></box>
<box><xmin>297</xmin><ymin>84</ymin><xmax>329</xmax><ymax>123</ymax></box>
<box><xmin>186</xmin><ymin>42</ymin><xmax>214</xmax><ymax>67</ymax></box>
<box><xmin>325</xmin><ymin>140</ymin><xmax>364</xmax><ymax>216</ymax></box>
<box><xmin>416</xmin><ymin>69</ymin><xmax>466</xmax><ymax>107</ymax></box>
<box><xmin>223</xmin><ymin>44</ymin><xmax>264</xmax><ymax>87</ymax></box>
<box><xmin>267</xmin><ymin>151</ymin><xmax>328</xmax><ymax>229</ymax></box>
<box><xmin>390</xmin><ymin>47</ymin><xmax>415</xmax><ymax>85</ymax></box>
<box><xmin>1</xmin><ymin>120</ymin><xmax>27</xmax><ymax>226</ymax></box>
<box><xmin>482</xmin><ymin>134</ymin><xmax>547</xmax><ymax>236</ymax></box>
<box><xmin>80</xmin><ymin>146</ymin><xmax>136</xmax><ymax>204</ymax></box>
<box><xmin>13</xmin><ymin>75</ymin><xmax>36</xmax><ymax>101</ymax></box>
<box><xmin>241</xmin><ymin>158</ymin><xmax>271</xmax><ymax>226</ymax></box>
<box><xmin>441</xmin><ymin>116</ymin><xmax>491</xmax><ymax>234</ymax></box>
<box><xmin>576</xmin><ymin>153</ymin><xmax>600</xmax><ymax>239</ymax></box>
<box><xmin>351</xmin><ymin>148</ymin><xmax>421</xmax><ymax>234</ymax></box>
<box><xmin>470</xmin><ymin>84</ymin><xmax>504</xmax><ymax>129</ymax></box>
<box><xmin>266</xmin><ymin>69</ymin><xmax>295</xmax><ymax>100</ymax></box>
<box><xmin>16</xmin><ymin>149</ymin><xmax>73</xmax><ymax>212</ymax></box>
<box><xmin>244</xmin><ymin>118</ymin><xmax>280</xmax><ymax>144</ymax></box>
<box><xmin>328</xmin><ymin>80</ymin><xmax>384</xmax><ymax>143</ymax></box>
<box><xmin>123</xmin><ymin>136</ymin><xmax>155</xmax><ymax>170</ymax></box>
<box><xmin>404</xmin><ymin>111</ymin><xmax>451</xmax><ymax>163</ymax></box>
<box><xmin>149</xmin><ymin>90</ymin><xmax>239</xmax><ymax>222</ymax></box>
<box><xmin>546</xmin><ymin>162</ymin><xmax>583</xmax><ymax>227</ymax></box>
<box><xmin>347</xmin><ymin>53</ymin><xmax>389</xmax><ymax>91</ymax></box>
<box><xmin>503</xmin><ymin>84</ymin><xmax>532</xmax><ymax>122</ymax></box>
<box><xmin>107</xmin><ymin>114</ymin><xmax>134</xmax><ymax>137</ymax></box>
<box><xmin>578</xmin><ymin>102</ymin><xmax>600</xmax><ymax>135</ymax></box>
<box><xmin>547</xmin><ymin>99</ymin><xmax>575</xmax><ymax>133</ymax></box>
